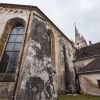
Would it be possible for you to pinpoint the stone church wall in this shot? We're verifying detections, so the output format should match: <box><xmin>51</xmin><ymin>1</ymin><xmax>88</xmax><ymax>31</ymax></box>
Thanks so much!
<box><xmin>0</xmin><ymin>4</ymin><xmax>76</xmax><ymax>99</ymax></box>
<box><xmin>0</xmin><ymin>5</ymin><xmax>30</xmax><ymax>100</ymax></box>
<box><xmin>56</xmin><ymin>36</ymin><xmax>76</xmax><ymax>93</ymax></box>
<box><xmin>0</xmin><ymin>5</ymin><xmax>29</xmax><ymax>56</ymax></box>
<box><xmin>31</xmin><ymin>9</ymin><xmax>76</xmax><ymax>93</ymax></box>
<box><xmin>14</xmin><ymin>11</ymin><xmax>58</xmax><ymax>99</ymax></box>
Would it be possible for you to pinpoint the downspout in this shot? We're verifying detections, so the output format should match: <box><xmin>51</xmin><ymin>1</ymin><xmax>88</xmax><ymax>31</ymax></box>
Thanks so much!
<box><xmin>12</xmin><ymin>7</ymin><xmax>32</xmax><ymax>100</ymax></box>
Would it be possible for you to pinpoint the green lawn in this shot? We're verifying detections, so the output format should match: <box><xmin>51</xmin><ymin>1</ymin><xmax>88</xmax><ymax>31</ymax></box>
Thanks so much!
<box><xmin>58</xmin><ymin>94</ymin><xmax>100</xmax><ymax>100</ymax></box>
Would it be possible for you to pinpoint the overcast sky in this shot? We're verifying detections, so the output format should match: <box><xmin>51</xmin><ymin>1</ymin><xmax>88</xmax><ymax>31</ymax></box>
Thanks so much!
<box><xmin>1</xmin><ymin>0</ymin><xmax>100</xmax><ymax>44</ymax></box>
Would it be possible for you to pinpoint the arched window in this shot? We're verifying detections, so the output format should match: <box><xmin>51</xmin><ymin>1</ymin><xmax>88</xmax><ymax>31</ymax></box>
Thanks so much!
<box><xmin>0</xmin><ymin>24</ymin><xmax>24</xmax><ymax>73</ymax></box>
<box><xmin>47</xmin><ymin>29</ymin><xmax>55</xmax><ymax>67</ymax></box>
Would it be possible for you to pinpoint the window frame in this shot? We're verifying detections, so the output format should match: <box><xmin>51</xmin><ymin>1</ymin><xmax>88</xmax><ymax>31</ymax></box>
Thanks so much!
<box><xmin>97</xmin><ymin>80</ymin><xmax>100</xmax><ymax>89</ymax></box>
<box><xmin>0</xmin><ymin>25</ymin><xmax>25</xmax><ymax>73</ymax></box>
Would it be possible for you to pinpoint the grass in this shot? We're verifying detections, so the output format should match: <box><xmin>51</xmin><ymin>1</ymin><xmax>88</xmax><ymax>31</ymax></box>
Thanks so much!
<box><xmin>58</xmin><ymin>94</ymin><xmax>100</xmax><ymax>100</ymax></box>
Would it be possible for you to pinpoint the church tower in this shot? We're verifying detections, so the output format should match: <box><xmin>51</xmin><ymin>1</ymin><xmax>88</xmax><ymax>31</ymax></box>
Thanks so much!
<box><xmin>74</xmin><ymin>24</ymin><xmax>87</xmax><ymax>49</ymax></box>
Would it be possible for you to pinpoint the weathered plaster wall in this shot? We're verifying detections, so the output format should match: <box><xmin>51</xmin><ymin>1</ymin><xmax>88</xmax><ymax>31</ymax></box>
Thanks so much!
<box><xmin>14</xmin><ymin>17</ymin><xmax>57</xmax><ymax>100</ymax></box>
<box><xmin>0</xmin><ymin>5</ymin><xmax>29</xmax><ymax>100</ymax></box>
<box><xmin>79</xmin><ymin>74</ymin><xmax>100</xmax><ymax>96</ymax></box>
<box><xmin>31</xmin><ymin>10</ymin><xmax>75</xmax><ymax>93</ymax></box>
<box><xmin>49</xmin><ymin>33</ymin><xmax>75</xmax><ymax>92</ymax></box>
<box><xmin>0</xmin><ymin>6</ymin><xmax>29</xmax><ymax>37</ymax></box>
<box><xmin>56</xmin><ymin>36</ymin><xmax>76</xmax><ymax>93</ymax></box>
<box><xmin>0</xmin><ymin>4</ymin><xmax>77</xmax><ymax>99</ymax></box>
<box><xmin>64</xmin><ymin>39</ymin><xmax>76</xmax><ymax>93</ymax></box>
<box><xmin>29</xmin><ymin>9</ymin><xmax>76</xmax><ymax>94</ymax></box>
<box><xmin>74</xmin><ymin>58</ymin><xmax>100</xmax><ymax>95</ymax></box>
<box><xmin>0</xmin><ymin>6</ymin><xmax>29</xmax><ymax>57</ymax></box>
<box><xmin>0</xmin><ymin>82</ymin><xmax>15</xmax><ymax>99</ymax></box>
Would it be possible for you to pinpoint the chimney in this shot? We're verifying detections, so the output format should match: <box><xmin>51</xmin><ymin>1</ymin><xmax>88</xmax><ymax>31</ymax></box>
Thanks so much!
<box><xmin>89</xmin><ymin>41</ymin><xmax>92</xmax><ymax>45</ymax></box>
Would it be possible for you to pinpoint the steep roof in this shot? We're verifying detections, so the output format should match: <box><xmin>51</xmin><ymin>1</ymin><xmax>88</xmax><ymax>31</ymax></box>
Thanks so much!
<box><xmin>78</xmin><ymin>56</ymin><xmax>100</xmax><ymax>74</ymax></box>
<box><xmin>75</xmin><ymin>42</ymin><xmax>100</xmax><ymax>60</ymax></box>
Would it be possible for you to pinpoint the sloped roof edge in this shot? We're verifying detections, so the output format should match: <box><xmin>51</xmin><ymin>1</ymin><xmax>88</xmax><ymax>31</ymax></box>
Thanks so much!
<box><xmin>75</xmin><ymin>42</ymin><xmax>100</xmax><ymax>60</ymax></box>
<box><xmin>78</xmin><ymin>56</ymin><xmax>100</xmax><ymax>74</ymax></box>
<box><xmin>0</xmin><ymin>3</ymin><xmax>75</xmax><ymax>48</ymax></box>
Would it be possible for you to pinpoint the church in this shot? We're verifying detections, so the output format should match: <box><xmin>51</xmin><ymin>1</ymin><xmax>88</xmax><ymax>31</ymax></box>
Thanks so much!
<box><xmin>0</xmin><ymin>3</ymin><xmax>100</xmax><ymax>100</ymax></box>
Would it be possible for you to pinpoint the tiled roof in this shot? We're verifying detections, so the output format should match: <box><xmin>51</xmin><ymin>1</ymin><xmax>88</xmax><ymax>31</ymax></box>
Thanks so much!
<box><xmin>76</xmin><ymin>42</ymin><xmax>100</xmax><ymax>60</ymax></box>
<box><xmin>78</xmin><ymin>56</ymin><xmax>100</xmax><ymax>73</ymax></box>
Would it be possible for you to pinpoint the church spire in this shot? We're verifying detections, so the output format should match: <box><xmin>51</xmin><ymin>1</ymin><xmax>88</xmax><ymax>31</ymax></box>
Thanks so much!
<box><xmin>74</xmin><ymin>23</ymin><xmax>87</xmax><ymax>49</ymax></box>
<box><xmin>74</xmin><ymin>23</ymin><xmax>81</xmax><ymax>42</ymax></box>
<box><xmin>74</xmin><ymin>23</ymin><xmax>80</xmax><ymax>36</ymax></box>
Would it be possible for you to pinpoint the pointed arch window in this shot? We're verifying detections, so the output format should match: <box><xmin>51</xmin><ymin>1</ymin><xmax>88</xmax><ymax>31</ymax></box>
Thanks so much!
<box><xmin>0</xmin><ymin>24</ymin><xmax>24</xmax><ymax>73</ymax></box>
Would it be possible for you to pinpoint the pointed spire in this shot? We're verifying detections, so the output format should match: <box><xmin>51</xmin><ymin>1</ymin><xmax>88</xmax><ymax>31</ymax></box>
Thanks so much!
<box><xmin>74</xmin><ymin>23</ymin><xmax>81</xmax><ymax>42</ymax></box>
<box><xmin>74</xmin><ymin>23</ymin><xmax>88</xmax><ymax>48</ymax></box>
<box><xmin>74</xmin><ymin>23</ymin><xmax>80</xmax><ymax>37</ymax></box>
